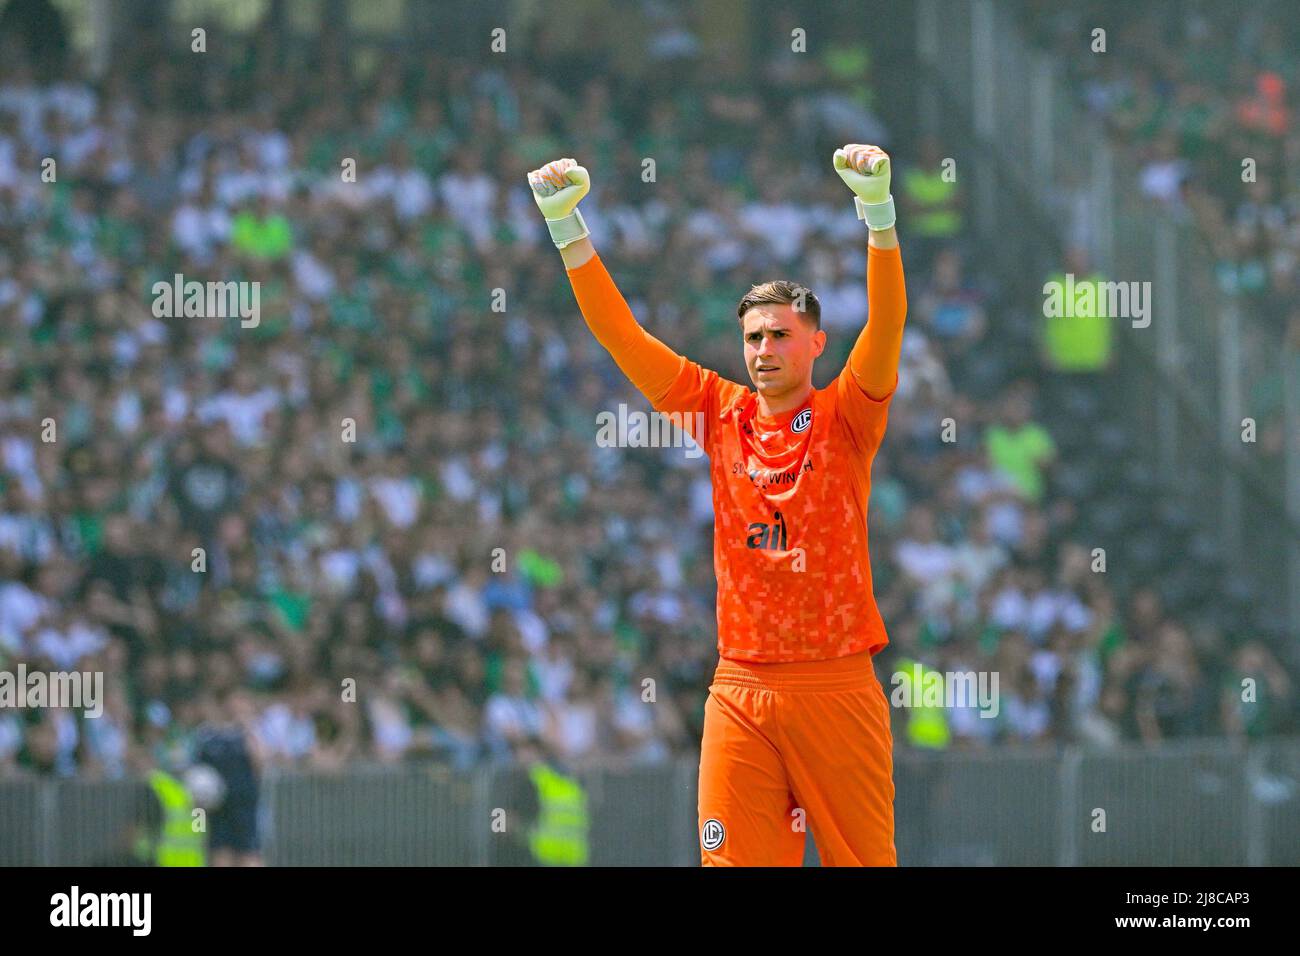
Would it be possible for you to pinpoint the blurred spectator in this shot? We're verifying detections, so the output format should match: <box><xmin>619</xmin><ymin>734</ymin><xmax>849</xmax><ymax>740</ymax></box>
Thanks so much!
<box><xmin>1041</xmin><ymin>246</ymin><xmax>1114</xmax><ymax>374</ymax></box>
<box><xmin>984</xmin><ymin>387</ymin><xmax>1057</xmax><ymax>504</ymax></box>
<box><xmin>192</xmin><ymin>690</ymin><xmax>264</xmax><ymax>866</ymax></box>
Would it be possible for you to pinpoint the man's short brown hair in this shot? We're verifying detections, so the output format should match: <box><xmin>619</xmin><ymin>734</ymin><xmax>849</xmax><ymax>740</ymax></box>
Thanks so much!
<box><xmin>736</xmin><ymin>280</ymin><xmax>821</xmax><ymax>330</ymax></box>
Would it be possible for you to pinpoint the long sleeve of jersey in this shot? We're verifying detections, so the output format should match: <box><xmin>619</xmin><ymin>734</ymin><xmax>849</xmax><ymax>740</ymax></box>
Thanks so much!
<box><xmin>565</xmin><ymin>253</ymin><xmax>686</xmax><ymax>406</ymax></box>
<box><xmin>846</xmin><ymin>243</ymin><xmax>907</xmax><ymax>399</ymax></box>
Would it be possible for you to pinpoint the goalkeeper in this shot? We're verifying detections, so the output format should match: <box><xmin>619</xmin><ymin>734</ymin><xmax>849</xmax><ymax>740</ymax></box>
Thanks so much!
<box><xmin>529</xmin><ymin>145</ymin><xmax>906</xmax><ymax>866</ymax></box>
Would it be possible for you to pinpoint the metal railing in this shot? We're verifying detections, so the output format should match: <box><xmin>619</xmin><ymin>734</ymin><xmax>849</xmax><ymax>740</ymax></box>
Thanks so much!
<box><xmin>2</xmin><ymin>739</ymin><xmax>1297</xmax><ymax>865</ymax></box>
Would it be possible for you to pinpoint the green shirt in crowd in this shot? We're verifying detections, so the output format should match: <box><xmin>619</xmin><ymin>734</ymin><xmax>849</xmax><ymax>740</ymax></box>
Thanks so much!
<box><xmin>231</xmin><ymin>211</ymin><xmax>293</xmax><ymax>259</ymax></box>
<box><xmin>985</xmin><ymin>423</ymin><xmax>1055</xmax><ymax>502</ymax></box>
<box><xmin>1042</xmin><ymin>271</ymin><xmax>1112</xmax><ymax>372</ymax></box>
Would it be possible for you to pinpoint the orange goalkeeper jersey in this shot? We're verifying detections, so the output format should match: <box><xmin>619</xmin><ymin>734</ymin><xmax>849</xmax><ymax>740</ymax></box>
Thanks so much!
<box><xmin>567</xmin><ymin>243</ymin><xmax>907</xmax><ymax>663</ymax></box>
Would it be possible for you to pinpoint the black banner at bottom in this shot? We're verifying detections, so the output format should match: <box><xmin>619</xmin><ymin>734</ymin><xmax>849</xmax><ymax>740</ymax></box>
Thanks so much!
<box><xmin>9</xmin><ymin>865</ymin><xmax>1287</xmax><ymax>941</ymax></box>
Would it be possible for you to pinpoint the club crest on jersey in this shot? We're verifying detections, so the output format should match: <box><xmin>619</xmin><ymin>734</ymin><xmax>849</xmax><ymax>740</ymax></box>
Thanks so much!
<box><xmin>790</xmin><ymin>407</ymin><xmax>812</xmax><ymax>433</ymax></box>
<box><xmin>701</xmin><ymin>818</ymin><xmax>725</xmax><ymax>851</ymax></box>
<box><xmin>745</xmin><ymin>510</ymin><xmax>789</xmax><ymax>550</ymax></box>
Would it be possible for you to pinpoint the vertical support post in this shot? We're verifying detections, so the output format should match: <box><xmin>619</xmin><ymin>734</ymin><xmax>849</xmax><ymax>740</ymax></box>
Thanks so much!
<box><xmin>39</xmin><ymin>781</ymin><xmax>57</xmax><ymax>866</ymax></box>
<box><xmin>1244</xmin><ymin>744</ymin><xmax>1266</xmax><ymax>866</ymax></box>
<box><xmin>674</xmin><ymin>758</ymin><xmax>697</xmax><ymax>866</ymax></box>
<box><xmin>971</xmin><ymin>0</ymin><xmax>997</xmax><ymax>246</ymax></box>
<box><xmin>916</xmin><ymin>0</ymin><xmax>941</xmax><ymax>131</ymax></box>
<box><xmin>1285</xmin><ymin>334</ymin><xmax>1300</xmax><ymax>650</ymax></box>
<box><xmin>88</xmin><ymin>0</ymin><xmax>113</xmax><ymax>78</ymax></box>
<box><xmin>1154</xmin><ymin>217</ymin><xmax>1179</xmax><ymax>487</ymax></box>
<box><xmin>471</xmin><ymin>766</ymin><xmax>491</xmax><ymax>866</ymax></box>
<box><xmin>1057</xmin><ymin>747</ymin><xmax>1081</xmax><ymax>866</ymax></box>
<box><xmin>1220</xmin><ymin>299</ymin><xmax>1244</xmax><ymax>561</ymax></box>
<box><xmin>1030</xmin><ymin>54</ymin><xmax>1054</xmax><ymax>204</ymax></box>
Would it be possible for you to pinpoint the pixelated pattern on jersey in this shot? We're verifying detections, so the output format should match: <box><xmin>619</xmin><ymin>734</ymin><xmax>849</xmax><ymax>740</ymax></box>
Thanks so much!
<box><xmin>653</xmin><ymin>361</ymin><xmax>895</xmax><ymax>662</ymax></box>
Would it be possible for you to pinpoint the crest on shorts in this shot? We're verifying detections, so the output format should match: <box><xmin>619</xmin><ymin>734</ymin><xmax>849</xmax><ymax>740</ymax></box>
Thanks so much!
<box><xmin>701</xmin><ymin>818</ymin><xmax>726</xmax><ymax>851</ymax></box>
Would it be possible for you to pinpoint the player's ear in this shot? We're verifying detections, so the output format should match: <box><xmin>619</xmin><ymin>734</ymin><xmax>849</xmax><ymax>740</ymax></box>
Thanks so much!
<box><xmin>812</xmin><ymin>328</ymin><xmax>827</xmax><ymax>358</ymax></box>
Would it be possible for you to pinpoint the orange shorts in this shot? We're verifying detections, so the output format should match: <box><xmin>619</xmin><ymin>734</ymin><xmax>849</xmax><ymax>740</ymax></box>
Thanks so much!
<box><xmin>698</xmin><ymin>650</ymin><xmax>896</xmax><ymax>866</ymax></box>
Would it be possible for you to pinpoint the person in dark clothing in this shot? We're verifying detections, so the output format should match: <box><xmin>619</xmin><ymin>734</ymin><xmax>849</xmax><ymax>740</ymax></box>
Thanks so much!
<box><xmin>168</xmin><ymin>432</ymin><xmax>242</xmax><ymax>540</ymax></box>
<box><xmin>0</xmin><ymin>0</ymin><xmax>68</xmax><ymax>77</ymax></box>
<box><xmin>492</xmin><ymin>761</ymin><xmax>542</xmax><ymax>866</ymax></box>
<box><xmin>90</xmin><ymin>783</ymin><xmax>162</xmax><ymax>866</ymax></box>
<box><xmin>193</xmin><ymin>690</ymin><xmax>264</xmax><ymax>865</ymax></box>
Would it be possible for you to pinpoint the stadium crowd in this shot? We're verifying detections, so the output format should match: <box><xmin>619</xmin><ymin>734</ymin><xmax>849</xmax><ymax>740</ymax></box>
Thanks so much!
<box><xmin>0</xmin><ymin>10</ymin><xmax>1295</xmax><ymax>783</ymax></box>
<box><xmin>1020</xmin><ymin>0</ymin><xmax>1300</xmax><ymax>333</ymax></box>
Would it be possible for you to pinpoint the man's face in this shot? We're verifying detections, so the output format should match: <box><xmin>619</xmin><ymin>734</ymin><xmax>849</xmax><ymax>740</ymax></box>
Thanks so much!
<box><xmin>741</xmin><ymin>303</ymin><xmax>826</xmax><ymax>399</ymax></box>
<box><xmin>1003</xmin><ymin>392</ymin><xmax>1031</xmax><ymax>427</ymax></box>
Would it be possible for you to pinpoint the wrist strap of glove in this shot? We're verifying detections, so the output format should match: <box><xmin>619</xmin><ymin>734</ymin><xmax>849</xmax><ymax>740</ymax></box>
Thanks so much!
<box><xmin>854</xmin><ymin>195</ymin><xmax>896</xmax><ymax>231</ymax></box>
<box><xmin>546</xmin><ymin>209</ymin><xmax>589</xmax><ymax>248</ymax></box>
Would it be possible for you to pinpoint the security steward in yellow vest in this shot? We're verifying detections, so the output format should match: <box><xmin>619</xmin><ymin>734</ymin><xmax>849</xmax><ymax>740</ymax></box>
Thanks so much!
<box><xmin>1042</xmin><ymin>267</ymin><xmax>1113</xmax><ymax>372</ymax></box>
<box><xmin>137</xmin><ymin>769</ymin><xmax>207</xmax><ymax>866</ymax></box>
<box><xmin>903</xmin><ymin>136</ymin><xmax>963</xmax><ymax>242</ymax></box>
<box><xmin>892</xmin><ymin>657</ymin><xmax>951</xmax><ymax>750</ymax></box>
<box><xmin>510</xmin><ymin>734</ymin><xmax>590</xmax><ymax>866</ymax></box>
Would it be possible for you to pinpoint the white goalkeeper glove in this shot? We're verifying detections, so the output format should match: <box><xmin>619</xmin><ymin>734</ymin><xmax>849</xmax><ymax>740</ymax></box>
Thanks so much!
<box><xmin>527</xmin><ymin>158</ymin><xmax>591</xmax><ymax>249</ymax></box>
<box><xmin>833</xmin><ymin>144</ymin><xmax>895</xmax><ymax>231</ymax></box>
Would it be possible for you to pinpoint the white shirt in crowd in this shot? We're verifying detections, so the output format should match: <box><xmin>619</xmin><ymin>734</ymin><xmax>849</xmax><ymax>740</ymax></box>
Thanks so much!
<box><xmin>991</xmin><ymin>586</ymin><xmax>1092</xmax><ymax>641</ymax></box>
<box><xmin>443</xmin><ymin>579</ymin><xmax>489</xmax><ymax>637</ymax></box>
<box><xmin>369</xmin><ymin>165</ymin><xmax>434</xmax><ymax>221</ymax></box>
<box><xmin>484</xmin><ymin>692</ymin><xmax>542</xmax><ymax>744</ymax></box>
<box><xmin>738</xmin><ymin>199</ymin><xmax>810</xmax><ymax>264</ymax></box>
<box><xmin>438</xmin><ymin>169</ymin><xmax>495</xmax><ymax>245</ymax></box>
<box><xmin>552</xmin><ymin>699</ymin><xmax>599</xmax><ymax>760</ymax></box>
<box><xmin>32</xmin><ymin>619</ymin><xmax>108</xmax><ymax>670</ymax></box>
<box><xmin>257</xmin><ymin>702</ymin><xmax>317</xmax><ymax>761</ymax></box>
<box><xmin>369</xmin><ymin>475</ymin><xmax>422</xmax><ymax>529</ymax></box>
<box><xmin>291</xmin><ymin>249</ymin><xmax>336</xmax><ymax>300</ymax></box>
<box><xmin>532</xmin><ymin>653</ymin><xmax>573</xmax><ymax>704</ymax></box>
<box><xmin>368</xmin><ymin>696</ymin><xmax>413</xmax><ymax>758</ymax></box>
<box><xmin>171</xmin><ymin>203</ymin><xmax>231</xmax><ymax>262</ymax></box>
<box><xmin>0</xmin><ymin>580</ymin><xmax>53</xmax><ymax>653</ymax></box>
<box><xmin>816</xmin><ymin>279</ymin><xmax>870</xmax><ymax>332</ymax></box>
<box><xmin>196</xmin><ymin>388</ymin><xmax>282</xmax><ymax>447</ymax></box>
<box><xmin>1140</xmin><ymin>157</ymin><xmax>1189</xmax><ymax>206</ymax></box>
